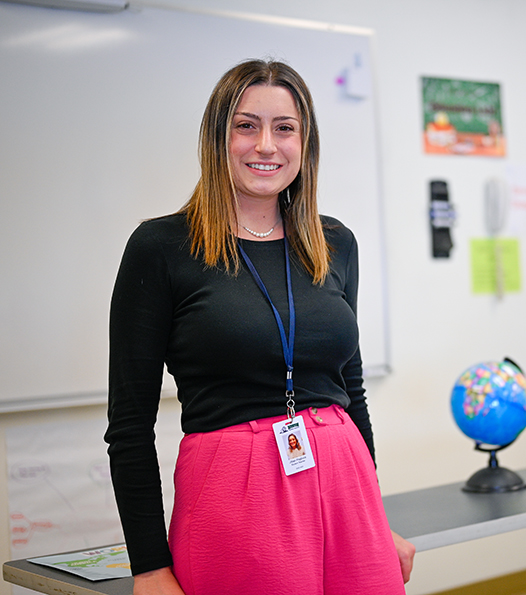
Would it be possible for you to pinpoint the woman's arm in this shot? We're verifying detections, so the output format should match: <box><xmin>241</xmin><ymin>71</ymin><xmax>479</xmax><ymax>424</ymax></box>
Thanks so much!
<box><xmin>134</xmin><ymin>567</ymin><xmax>186</xmax><ymax>595</ymax></box>
<box><xmin>391</xmin><ymin>531</ymin><xmax>416</xmax><ymax>583</ymax></box>
<box><xmin>336</xmin><ymin>226</ymin><xmax>376</xmax><ymax>463</ymax></box>
<box><xmin>105</xmin><ymin>223</ymin><xmax>175</xmax><ymax>575</ymax></box>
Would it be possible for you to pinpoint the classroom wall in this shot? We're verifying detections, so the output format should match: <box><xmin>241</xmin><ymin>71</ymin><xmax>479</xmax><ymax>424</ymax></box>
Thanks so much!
<box><xmin>1</xmin><ymin>1</ymin><xmax>526</xmax><ymax>594</ymax></box>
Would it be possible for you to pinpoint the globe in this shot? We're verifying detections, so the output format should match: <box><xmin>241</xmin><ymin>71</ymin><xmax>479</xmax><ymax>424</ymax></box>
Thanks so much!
<box><xmin>451</xmin><ymin>359</ymin><xmax>526</xmax><ymax>492</ymax></box>
<box><xmin>451</xmin><ymin>360</ymin><xmax>526</xmax><ymax>447</ymax></box>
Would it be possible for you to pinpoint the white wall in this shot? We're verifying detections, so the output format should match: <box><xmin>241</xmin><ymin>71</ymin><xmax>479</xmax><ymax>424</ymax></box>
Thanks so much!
<box><xmin>1</xmin><ymin>1</ymin><xmax>526</xmax><ymax>594</ymax></box>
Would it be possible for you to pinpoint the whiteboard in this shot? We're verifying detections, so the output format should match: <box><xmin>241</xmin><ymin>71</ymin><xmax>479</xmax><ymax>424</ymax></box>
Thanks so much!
<box><xmin>0</xmin><ymin>4</ymin><xmax>388</xmax><ymax>412</ymax></box>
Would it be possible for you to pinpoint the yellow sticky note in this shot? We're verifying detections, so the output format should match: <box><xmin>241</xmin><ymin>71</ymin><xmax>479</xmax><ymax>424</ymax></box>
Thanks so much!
<box><xmin>470</xmin><ymin>238</ymin><xmax>521</xmax><ymax>294</ymax></box>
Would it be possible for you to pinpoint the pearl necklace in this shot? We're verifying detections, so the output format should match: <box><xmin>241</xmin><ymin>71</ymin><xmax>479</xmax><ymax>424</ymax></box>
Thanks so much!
<box><xmin>242</xmin><ymin>222</ymin><xmax>278</xmax><ymax>238</ymax></box>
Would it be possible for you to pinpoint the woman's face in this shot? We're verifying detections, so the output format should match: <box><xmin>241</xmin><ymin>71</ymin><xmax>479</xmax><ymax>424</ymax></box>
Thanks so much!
<box><xmin>288</xmin><ymin>435</ymin><xmax>298</xmax><ymax>449</ymax></box>
<box><xmin>229</xmin><ymin>84</ymin><xmax>302</xmax><ymax>204</ymax></box>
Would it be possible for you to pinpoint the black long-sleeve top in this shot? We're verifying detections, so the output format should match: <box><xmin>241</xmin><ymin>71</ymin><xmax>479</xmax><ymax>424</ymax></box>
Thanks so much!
<box><xmin>105</xmin><ymin>213</ymin><xmax>375</xmax><ymax>575</ymax></box>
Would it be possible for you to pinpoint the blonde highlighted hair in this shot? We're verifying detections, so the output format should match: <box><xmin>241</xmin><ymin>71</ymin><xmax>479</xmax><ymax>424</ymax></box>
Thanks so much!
<box><xmin>180</xmin><ymin>59</ymin><xmax>330</xmax><ymax>284</ymax></box>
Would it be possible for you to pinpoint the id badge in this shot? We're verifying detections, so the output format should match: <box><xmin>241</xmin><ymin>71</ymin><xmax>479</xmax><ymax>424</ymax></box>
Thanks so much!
<box><xmin>272</xmin><ymin>415</ymin><xmax>315</xmax><ymax>476</ymax></box>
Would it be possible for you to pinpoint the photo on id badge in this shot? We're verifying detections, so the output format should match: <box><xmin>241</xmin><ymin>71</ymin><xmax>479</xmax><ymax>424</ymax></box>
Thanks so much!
<box><xmin>272</xmin><ymin>416</ymin><xmax>315</xmax><ymax>476</ymax></box>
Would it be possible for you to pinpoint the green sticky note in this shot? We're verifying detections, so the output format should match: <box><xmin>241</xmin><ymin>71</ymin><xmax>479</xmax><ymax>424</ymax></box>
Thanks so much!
<box><xmin>470</xmin><ymin>238</ymin><xmax>521</xmax><ymax>294</ymax></box>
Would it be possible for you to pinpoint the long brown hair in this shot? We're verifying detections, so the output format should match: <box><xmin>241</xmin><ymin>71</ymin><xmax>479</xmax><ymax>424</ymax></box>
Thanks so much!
<box><xmin>180</xmin><ymin>59</ymin><xmax>330</xmax><ymax>284</ymax></box>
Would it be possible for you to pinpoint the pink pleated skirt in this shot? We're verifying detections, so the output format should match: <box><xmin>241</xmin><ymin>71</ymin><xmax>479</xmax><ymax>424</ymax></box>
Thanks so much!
<box><xmin>168</xmin><ymin>405</ymin><xmax>405</xmax><ymax>595</ymax></box>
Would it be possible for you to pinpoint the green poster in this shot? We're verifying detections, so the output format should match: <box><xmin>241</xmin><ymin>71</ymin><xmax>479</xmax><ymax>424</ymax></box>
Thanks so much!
<box><xmin>422</xmin><ymin>77</ymin><xmax>505</xmax><ymax>157</ymax></box>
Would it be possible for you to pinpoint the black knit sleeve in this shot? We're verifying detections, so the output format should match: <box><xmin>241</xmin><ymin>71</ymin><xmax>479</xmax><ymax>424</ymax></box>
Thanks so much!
<box><xmin>339</xmin><ymin>228</ymin><xmax>376</xmax><ymax>465</ymax></box>
<box><xmin>343</xmin><ymin>347</ymin><xmax>375</xmax><ymax>464</ymax></box>
<box><xmin>104</xmin><ymin>222</ymin><xmax>174</xmax><ymax>575</ymax></box>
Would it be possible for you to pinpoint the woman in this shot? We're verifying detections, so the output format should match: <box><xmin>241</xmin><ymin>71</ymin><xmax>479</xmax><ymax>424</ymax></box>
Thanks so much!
<box><xmin>105</xmin><ymin>59</ymin><xmax>415</xmax><ymax>595</ymax></box>
<box><xmin>287</xmin><ymin>433</ymin><xmax>305</xmax><ymax>459</ymax></box>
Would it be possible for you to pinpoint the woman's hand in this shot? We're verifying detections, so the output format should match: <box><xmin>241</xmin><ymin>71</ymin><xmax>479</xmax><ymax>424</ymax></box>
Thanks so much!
<box><xmin>391</xmin><ymin>530</ymin><xmax>416</xmax><ymax>583</ymax></box>
<box><xmin>133</xmin><ymin>566</ymin><xmax>186</xmax><ymax>595</ymax></box>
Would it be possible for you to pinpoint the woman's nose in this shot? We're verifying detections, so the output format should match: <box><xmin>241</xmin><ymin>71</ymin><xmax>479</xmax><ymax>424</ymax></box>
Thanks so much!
<box><xmin>255</xmin><ymin>127</ymin><xmax>276</xmax><ymax>154</ymax></box>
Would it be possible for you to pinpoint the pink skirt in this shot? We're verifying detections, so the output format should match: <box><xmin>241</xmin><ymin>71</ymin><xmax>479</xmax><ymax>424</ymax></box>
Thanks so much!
<box><xmin>168</xmin><ymin>405</ymin><xmax>405</xmax><ymax>595</ymax></box>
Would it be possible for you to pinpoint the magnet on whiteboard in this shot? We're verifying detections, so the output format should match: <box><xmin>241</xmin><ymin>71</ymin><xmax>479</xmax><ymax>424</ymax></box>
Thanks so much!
<box><xmin>336</xmin><ymin>52</ymin><xmax>372</xmax><ymax>99</ymax></box>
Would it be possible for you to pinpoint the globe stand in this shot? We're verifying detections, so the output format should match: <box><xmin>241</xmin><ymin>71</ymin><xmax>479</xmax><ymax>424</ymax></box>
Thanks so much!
<box><xmin>463</xmin><ymin>442</ymin><xmax>526</xmax><ymax>493</ymax></box>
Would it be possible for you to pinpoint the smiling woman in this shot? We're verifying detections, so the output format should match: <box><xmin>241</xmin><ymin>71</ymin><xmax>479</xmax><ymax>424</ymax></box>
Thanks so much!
<box><xmin>105</xmin><ymin>59</ymin><xmax>414</xmax><ymax>595</ymax></box>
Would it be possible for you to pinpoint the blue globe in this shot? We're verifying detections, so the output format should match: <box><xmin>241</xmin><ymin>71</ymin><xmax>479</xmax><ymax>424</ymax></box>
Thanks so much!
<box><xmin>451</xmin><ymin>360</ymin><xmax>526</xmax><ymax>447</ymax></box>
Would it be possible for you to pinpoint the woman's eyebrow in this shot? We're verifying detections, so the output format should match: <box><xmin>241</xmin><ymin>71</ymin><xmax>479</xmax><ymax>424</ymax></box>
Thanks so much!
<box><xmin>234</xmin><ymin>112</ymin><xmax>299</xmax><ymax>123</ymax></box>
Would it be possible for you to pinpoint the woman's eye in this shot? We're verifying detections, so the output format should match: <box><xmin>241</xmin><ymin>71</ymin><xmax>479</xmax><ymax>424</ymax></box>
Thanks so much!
<box><xmin>236</xmin><ymin>122</ymin><xmax>254</xmax><ymax>129</ymax></box>
<box><xmin>277</xmin><ymin>125</ymin><xmax>294</xmax><ymax>132</ymax></box>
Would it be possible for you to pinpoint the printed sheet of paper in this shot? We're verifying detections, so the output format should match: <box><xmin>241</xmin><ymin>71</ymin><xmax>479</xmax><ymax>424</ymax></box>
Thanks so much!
<box><xmin>505</xmin><ymin>164</ymin><xmax>526</xmax><ymax>235</ymax></box>
<box><xmin>470</xmin><ymin>238</ymin><xmax>521</xmax><ymax>294</ymax></box>
<box><xmin>29</xmin><ymin>544</ymin><xmax>130</xmax><ymax>581</ymax></box>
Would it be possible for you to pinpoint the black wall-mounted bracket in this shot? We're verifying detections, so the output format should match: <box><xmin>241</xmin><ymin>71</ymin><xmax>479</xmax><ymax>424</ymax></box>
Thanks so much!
<box><xmin>430</xmin><ymin>180</ymin><xmax>456</xmax><ymax>258</ymax></box>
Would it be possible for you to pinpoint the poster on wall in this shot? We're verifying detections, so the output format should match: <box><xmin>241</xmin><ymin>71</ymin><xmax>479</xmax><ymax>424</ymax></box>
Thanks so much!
<box><xmin>422</xmin><ymin>77</ymin><xmax>505</xmax><ymax>157</ymax></box>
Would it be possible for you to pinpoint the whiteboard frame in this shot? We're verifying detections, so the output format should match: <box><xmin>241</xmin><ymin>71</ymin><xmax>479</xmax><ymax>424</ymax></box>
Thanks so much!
<box><xmin>0</xmin><ymin>5</ymin><xmax>390</xmax><ymax>413</ymax></box>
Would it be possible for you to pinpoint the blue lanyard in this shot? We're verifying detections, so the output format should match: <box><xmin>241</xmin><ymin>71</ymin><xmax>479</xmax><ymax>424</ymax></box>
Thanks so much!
<box><xmin>238</xmin><ymin>236</ymin><xmax>297</xmax><ymax>419</ymax></box>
